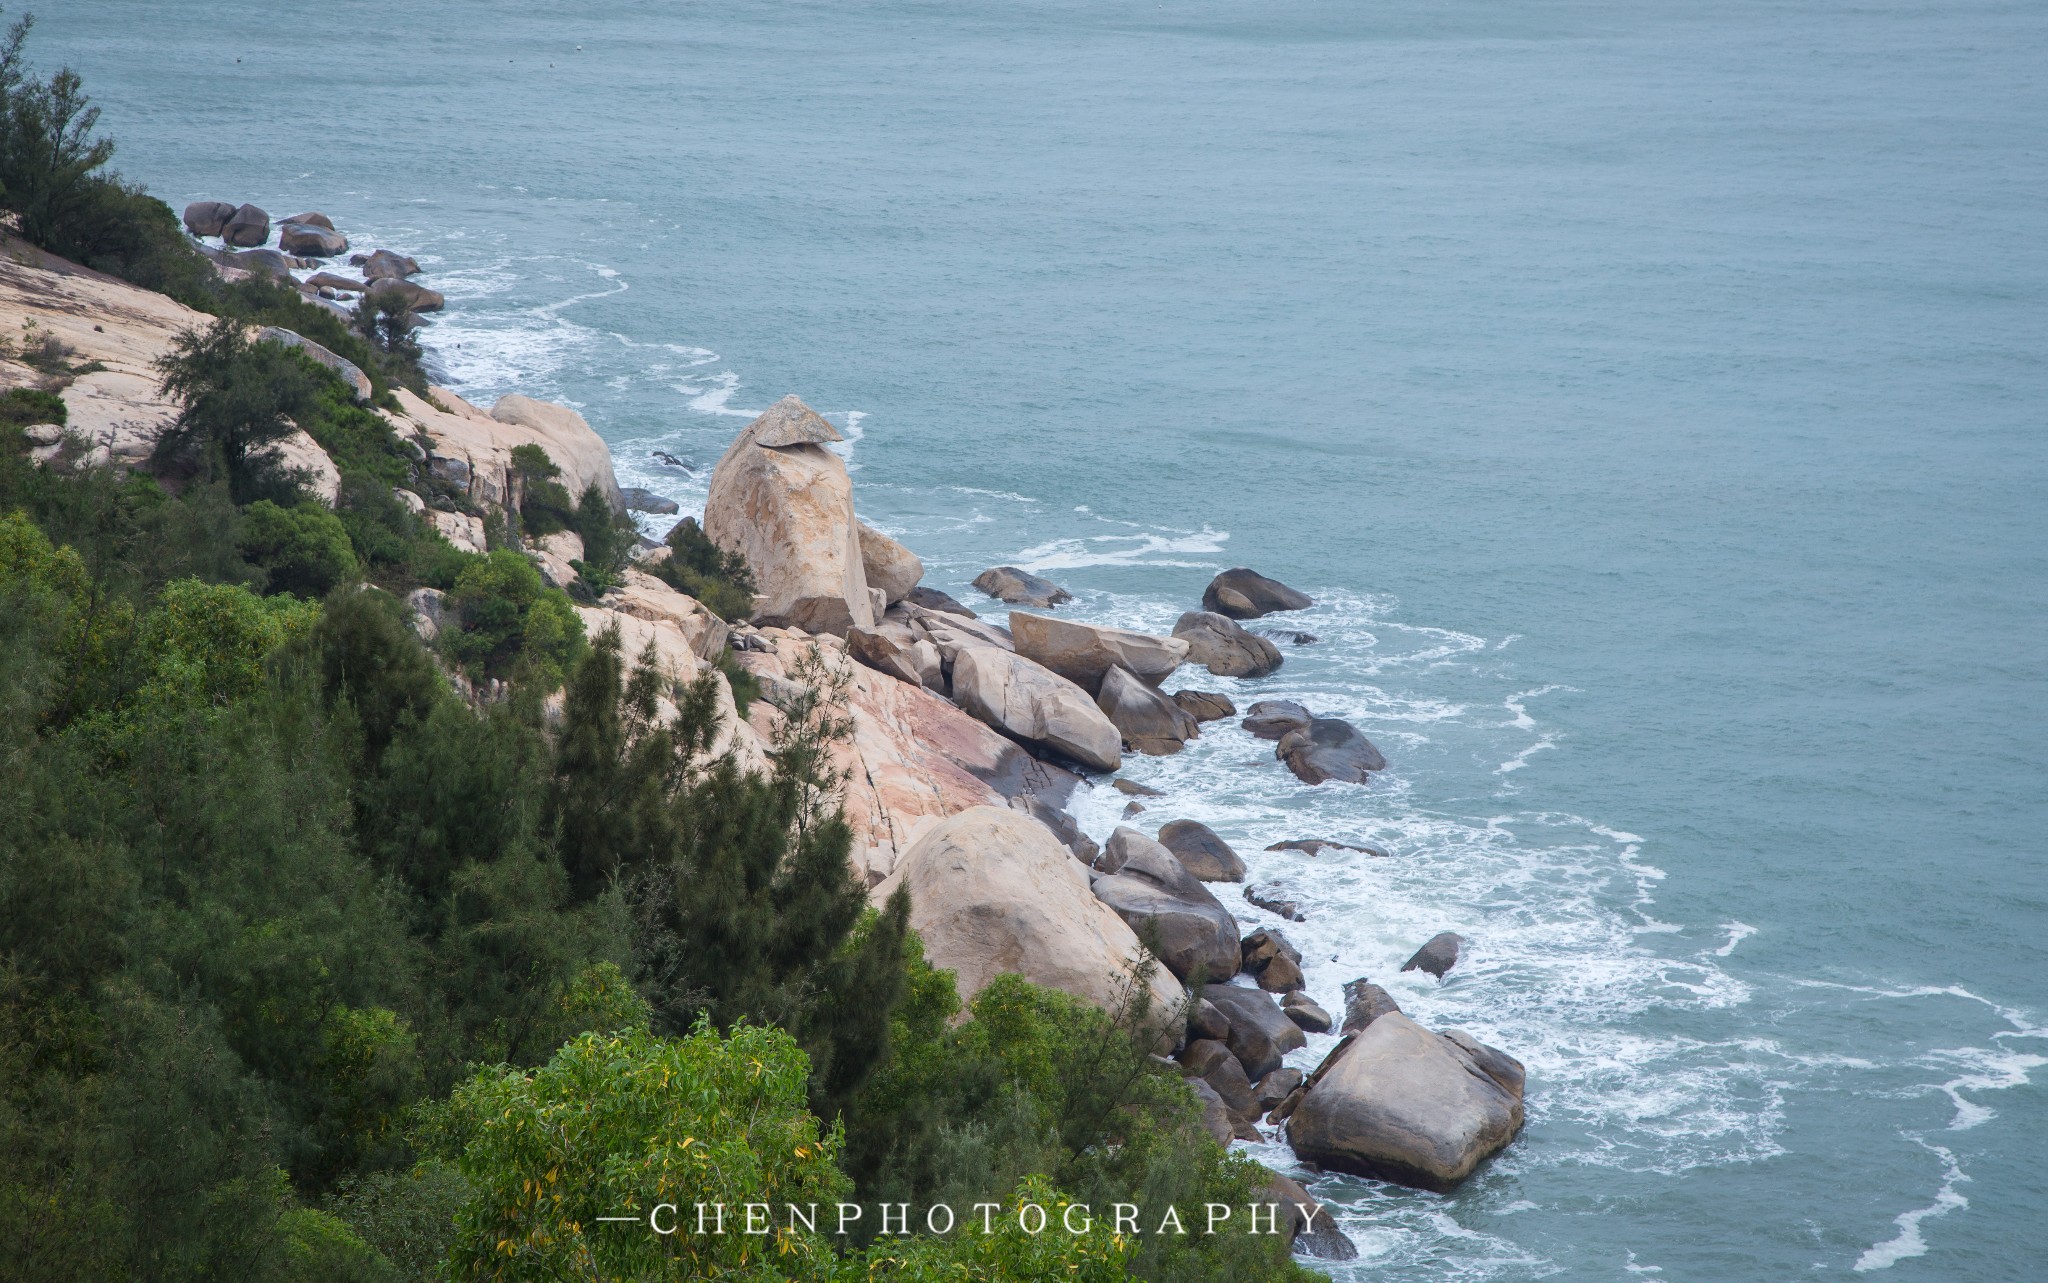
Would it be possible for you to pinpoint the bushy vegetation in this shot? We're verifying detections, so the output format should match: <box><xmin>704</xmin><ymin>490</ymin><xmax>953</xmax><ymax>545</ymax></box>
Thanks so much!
<box><xmin>649</xmin><ymin>514</ymin><xmax>757</xmax><ymax>621</ymax></box>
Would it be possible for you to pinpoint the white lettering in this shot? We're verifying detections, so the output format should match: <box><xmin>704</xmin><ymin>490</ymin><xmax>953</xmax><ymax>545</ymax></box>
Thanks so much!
<box><xmin>1293</xmin><ymin>1202</ymin><xmax>1323</xmax><ymax>1233</ymax></box>
<box><xmin>880</xmin><ymin>1203</ymin><xmax>910</xmax><ymax>1236</ymax></box>
<box><xmin>1247</xmin><ymin>1203</ymin><xmax>1279</xmax><ymax>1235</ymax></box>
<box><xmin>974</xmin><ymin>1202</ymin><xmax>1001</xmax><ymax>1234</ymax></box>
<box><xmin>694</xmin><ymin>1203</ymin><xmax>725</xmax><ymax>1235</ymax></box>
<box><xmin>1156</xmin><ymin>1206</ymin><xmax>1185</xmax><ymax>1235</ymax></box>
<box><xmin>1112</xmin><ymin>1203</ymin><xmax>1139</xmax><ymax>1235</ymax></box>
<box><xmin>1063</xmin><ymin>1203</ymin><xmax>1092</xmax><ymax>1234</ymax></box>
<box><xmin>926</xmin><ymin>1203</ymin><xmax>956</xmax><ymax>1234</ymax></box>
<box><xmin>650</xmin><ymin>1204</ymin><xmax>677</xmax><ymax>1235</ymax></box>
<box><xmin>1018</xmin><ymin>1203</ymin><xmax>1047</xmax><ymax>1235</ymax></box>
<box><xmin>836</xmin><ymin>1203</ymin><xmax>863</xmax><ymax>1235</ymax></box>
<box><xmin>744</xmin><ymin>1204</ymin><xmax>770</xmax><ymax>1235</ymax></box>
<box><xmin>1205</xmin><ymin>1203</ymin><xmax>1231</xmax><ymax>1233</ymax></box>
<box><xmin>787</xmin><ymin>1203</ymin><xmax>817</xmax><ymax>1234</ymax></box>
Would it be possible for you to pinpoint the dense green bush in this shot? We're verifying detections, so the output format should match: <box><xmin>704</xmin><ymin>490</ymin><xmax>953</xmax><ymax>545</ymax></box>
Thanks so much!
<box><xmin>648</xmin><ymin>515</ymin><xmax>756</xmax><ymax>621</ymax></box>
<box><xmin>153</xmin><ymin>319</ymin><xmax>327</xmax><ymax>505</ymax></box>
<box><xmin>237</xmin><ymin>499</ymin><xmax>357</xmax><ymax>598</ymax></box>
<box><xmin>443</xmin><ymin>547</ymin><xmax>584</xmax><ymax>682</ymax></box>
<box><xmin>0</xmin><ymin>385</ymin><xmax>63</xmax><ymax>427</ymax></box>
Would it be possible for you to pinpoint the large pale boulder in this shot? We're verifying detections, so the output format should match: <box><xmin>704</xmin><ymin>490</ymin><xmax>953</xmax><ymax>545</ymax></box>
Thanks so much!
<box><xmin>703</xmin><ymin>396</ymin><xmax>874</xmax><ymax>636</ymax></box>
<box><xmin>1156</xmin><ymin>820</ymin><xmax>1246</xmax><ymax>882</ymax></box>
<box><xmin>950</xmin><ymin>646</ymin><xmax>1121</xmax><ymax>772</ymax></box>
<box><xmin>1007</xmin><ymin>611</ymin><xmax>1187</xmax><ymax>694</ymax></box>
<box><xmin>973</xmin><ymin>565</ymin><xmax>1071</xmax><ymax>608</ymax></box>
<box><xmin>1202</xmin><ymin>568</ymin><xmax>1313</xmax><ymax>620</ymax></box>
<box><xmin>876</xmin><ymin>807</ymin><xmax>1182</xmax><ymax>1017</ymax></box>
<box><xmin>1285</xmin><ymin>1013</ymin><xmax>1524</xmax><ymax>1192</ymax></box>
<box><xmin>1173</xmin><ymin>610</ymin><xmax>1283</xmax><ymax>679</ymax></box>
<box><xmin>273</xmin><ymin>428</ymin><xmax>341</xmax><ymax>506</ymax></box>
<box><xmin>1096</xmin><ymin>664</ymin><xmax>1199</xmax><ymax>755</ymax></box>
<box><xmin>1091</xmin><ymin>827</ymin><xmax>1240</xmax><ymax>984</ymax></box>
<box><xmin>857</xmin><ymin>522</ymin><xmax>924</xmax><ymax>605</ymax></box>
<box><xmin>387</xmin><ymin>387</ymin><xmax>623</xmax><ymax>518</ymax></box>
<box><xmin>607</xmin><ymin>568</ymin><xmax>730</xmax><ymax>661</ymax></box>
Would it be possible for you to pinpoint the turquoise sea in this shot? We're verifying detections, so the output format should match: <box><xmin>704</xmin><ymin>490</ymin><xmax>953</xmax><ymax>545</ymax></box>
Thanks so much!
<box><xmin>41</xmin><ymin>0</ymin><xmax>2047</xmax><ymax>1277</ymax></box>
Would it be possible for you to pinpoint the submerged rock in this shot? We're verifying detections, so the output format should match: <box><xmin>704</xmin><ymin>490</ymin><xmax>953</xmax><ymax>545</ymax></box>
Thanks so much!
<box><xmin>1399</xmin><ymin>931</ymin><xmax>1464</xmax><ymax>980</ymax></box>
<box><xmin>621</xmin><ymin>486</ymin><xmax>679</xmax><ymax>514</ymax></box>
<box><xmin>1112</xmin><ymin>778</ymin><xmax>1163</xmax><ymax>797</ymax></box>
<box><xmin>905</xmin><ymin>584</ymin><xmax>976</xmax><ymax>618</ymax></box>
<box><xmin>1267</xmin><ymin>838</ymin><xmax>1390</xmax><ymax>858</ymax></box>
<box><xmin>1244</xmin><ymin>883</ymin><xmax>1305</xmax><ymax>922</ymax></box>
<box><xmin>1202</xmin><ymin>567</ymin><xmax>1314</xmax><ymax>620</ymax></box>
<box><xmin>1276</xmin><ymin>717</ymin><xmax>1386</xmax><ymax>785</ymax></box>
<box><xmin>1090</xmin><ymin>827</ymin><xmax>1240</xmax><ymax>983</ymax></box>
<box><xmin>1241</xmin><ymin>699</ymin><xmax>1312</xmax><ymax>740</ymax></box>
<box><xmin>1156</xmin><ymin>819</ymin><xmax>1245</xmax><ymax>882</ymax></box>
<box><xmin>1173</xmin><ymin>610</ymin><xmax>1283</xmax><ymax>678</ymax></box>
<box><xmin>950</xmin><ymin>646</ymin><xmax>1121</xmax><ymax>772</ymax></box>
<box><xmin>1009</xmin><ymin>611</ymin><xmax>1188</xmax><ymax>694</ymax></box>
<box><xmin>1286</xmin><ymin>1013</ymin><xmax>1524</xmax><ymax>1192</ymax></box>
<box><xmin>972</xmin><ymin>565</ymin><xmax>1072</xmax><ymax>608</ymax></box>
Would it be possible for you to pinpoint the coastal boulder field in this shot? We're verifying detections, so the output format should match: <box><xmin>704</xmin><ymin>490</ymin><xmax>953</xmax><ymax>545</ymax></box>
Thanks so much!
<box><xmin>1008</xmin><ymin>610</ymin><xmax>1190</xmax><ymax>693</ymax></box>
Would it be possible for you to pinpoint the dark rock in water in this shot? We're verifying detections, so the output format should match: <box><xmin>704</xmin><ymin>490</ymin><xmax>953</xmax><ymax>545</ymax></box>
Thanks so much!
<box><xmin>1277</xmin><ymin>717</ymin><xmax>1386</xmax><ymax>785</ymax></box>
<box><xmin>1256</xmin><ymin>629</ymin><xmax>1318</xmax><ymax>645</ymax></box>
<box><xmin>1399</xmin><ymin>932</ymin><xmax>1464</xmax><ymax>980</ymax></box>
<box><xmin>306</xmin><ymin>271</ymin><xmax>367</xmax><ymax>293</ymax></box>
<box><xmin>1111</xmin><ymin>778</ymin><xmax>1164</xmax><ymax>797</ymax></box>
<box><xmin>1285</xmin><ymin>1014</ymin><xmax>1524</xmax><ymax>1192</ymax></box>
<box><xmin>905</xmin><ymin>584</ymin><xmax>977</xmax><ymax>618</ymax></box>
<box><xmin>1242</xmin><ymin>700</ymin><xmax>1312</xmax><ymax>740</ymax></box>
<box><xmin>1202</xmin><ymin>983</ymin><xmax>1308</xmax><ymax>1082</ymax></box>
<box><xmin>1262</xmin><ymin>1170</ymin><xmax>1357</xmax><ymax>1261</ymax></box>
<box><xmin>183</xmin><ymin>200</ymin><xmax>236</xmax><ymax>237</ymax></box>
<box><xmin>284</xmin><ymin>211</ymin><xmax>335</xmax><ymax>230</ymax></box>
<box><xmin>1267</xmin><ymin>1084</ymin><xmax>1307</xmax><ymax>1127</ymax></box>
<box><xmin>1202</xmin><ymin>567</ymin><xmax>1314</xmax><ymax>620</ymax></box>
<box><xmin>1256</xmin><ymin>953</ymin><xmax>1305</xmax><ymax>994</ymax></box>
<box><xmin>1244</xmin><ymin>883</ymin><xmax>1305</xmax><ymax>922</ymax></box>
<box><xmin>1121</xmin><ymin>800</ymin><xmax>1146</xmax><ymax>818</ymax></box>
<box><xmin>1241</xmin><ymin>927</ymin><xmax>1303</xmax><ymax>972</ymax></box>
<box><xmin>1090</xmin><ymin>828</ymin><xmax>1240</xmax><ymax>983</ymax></box>
<box><xmin>1200</xmin><ymin>1050</ymin><xmax>1258</xmax><ymax>1119</ymax></box>
<box><xmin>214</xmin><ymin>246</ymin><xmax>299</xmax><ymax>278</ymax></box>
<box><xmin>1156</xmin><ymin>820</ymin><xmax>1245</xmax><ymax>882</ymax></box>
<box><xmin>1013</xmin><ymin>794</ymin><xmax>1098</xmax><ymax>865</ymax></box>
<box><xmin>1190</xmin><ymin>998</ymin><xmax>1231</xmax><ymax>1044</ymax></box>
<box><xmin>1097</xmin><ymin>664</ymin><xmax>1199</xmax><ymax>755</ymax></box>
<box><xmin>1282</xmin><ymin>991</ymin><xmax>1334</xmax><ymax>1033</ymax></box>
<box><xmin>1173</xmin><ymin>610</ymin><xmax>1283</xmax><ymax>678</ymax></box>
<box><xmin>279</xmin><ymin>221</ymin><xmax>347</xmax><ymax>256</ymax></box>
<box><xmin>221</xmin><ymin>203</ymin><xmax>270</xmax><ymax>247</ymax></box>
<box><xmin>368</xmin><ymin>276</ymin><xmax>445</xmax><ymax>312</ymax></box>
<box><xmin>356</xmin><ymin>248</ymin><xmax>421</xmax><ymax>279</ymax></box>
<box><xmin>1171</xmin><ymin>689</ymin><xmax>1236</xmax><ymax>722</ymax></box>
<box><xmin>1267</xmin><ymin>838</ymin><xmax>1390</xmax><ymax>858</ymax></box>
<box><xmin>1340</xmin><ymin>979</ymin><xmax>1402</xmax><ymax>1032</ymax></box>
<box><xmin>620</xmin><ymin>486</ymin><xmax>679</xmax><ymax>514</ymax></box>
<box><xmin>972</xmin><ymin>565</ymin><xmax>1072</xmax><ymax>608</ymax></box>
<box><xmin>649</xmin><ymin>450</ymin><xmax>695</xmax><ymax>470</ymax></box>
<box><xmin>1254</xmin><ymin>1067</ymin><xmax>1304</xmax><ymax>1113</ymax></box>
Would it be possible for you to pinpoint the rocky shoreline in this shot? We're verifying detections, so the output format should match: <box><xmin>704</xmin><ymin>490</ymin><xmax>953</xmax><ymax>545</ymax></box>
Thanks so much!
<box><xmin>0</xmin><ymin>210</ymin><xmax>1526</xmax><ymax>1261</ymax></box>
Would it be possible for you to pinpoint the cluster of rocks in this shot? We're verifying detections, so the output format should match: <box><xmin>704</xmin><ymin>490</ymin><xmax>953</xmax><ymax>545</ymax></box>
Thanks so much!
<box><xmin>181</xmin><ymin>200</ymin><xmax>443</xmax><ymax>318</ymax></box>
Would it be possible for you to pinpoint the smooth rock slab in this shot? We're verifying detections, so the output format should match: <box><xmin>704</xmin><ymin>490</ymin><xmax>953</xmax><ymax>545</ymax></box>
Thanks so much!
<box><xmin>1400</xmin><ymin>931</ymin><xmax>1464</xmax><ymax>979</ymax></box>
<box><xmin>1341</xmin><ymin>979</ymin><xmax>1403</xmax><ymax>1032</ymax></box>
<box><xmin>183</xmin><ymin>200</ymin><xmax>236</xmax><ymax>237</ymax></box>
<box><xmin>621</xmin><ymin>486</ymin><xmax>679</xmax><ymax>514</ymax></box>
<box><xmin>973</xmin><ymin>565</ymin><xmax>1072</xmax><ymax>608</ymax></box>
<box><xmin>1096</xmin><ymin>663</ymin><xmax>1198</xmax><ymax>755</ymax></box>
<box><xmin>1202</xmin><ymin>567</ymin><xmax>1314</xmax><ymax>619</ymax></box>
<box><xmin>950</xmin><ymin>646</ymin><xmax>1121</xmax><ymax>772</ymax></box>
<box><xmin>1009</xmin><ymin>611</ymin><xmax>1188</xmax><ymax>694</ymax></box>
<box><xmin>1277</xmin><ymin>717</ymin><xmax>1386</xmax><ymax>785</ymax></box>
<box><xmin>858</xmin><ymin>522</ymin><xmax>925</xmax><ymax>605</ymax></box>
<box><xmin>1242</xmin><ymin>699</ymin><xmax>1312</xmax><ymax>740</ymax></box>
<box><xmin>1171</xmin><ymin>689</ymin><xmax>1237</xmax><ymax>722</ymax></box>
<box><xmin>1286</xmin><ymin>1013</ymin><xmax>1524</xmax><ymax>1192</ymax></box>
<box><xmin>1156</xmin><ymin>819</ymin><xmax>1245</xmax><ymax>882</ymax></box>
<box><xmin>1173</xmin><ymin>610</ymin><xmax>1283</xmax><ymax>678</ymax></box>
<box><xmin>279</xmin><ymin>221</ymin><xmax>347</xmax><ymax>256</ymax></box>
<box><xmin>906</xmin><ymin>584</ymin><xmax>976</xmax><ymax>618</ymax></box>
<box><xmin>1203</xmin><ymin>983</ymin><xmax>1308</xmax><ymax>1082</ymax></box>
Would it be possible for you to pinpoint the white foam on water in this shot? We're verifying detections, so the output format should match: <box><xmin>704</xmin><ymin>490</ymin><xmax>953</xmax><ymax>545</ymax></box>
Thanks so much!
<box><xmin>1013</xmin><ymin>525</ymin><xmax>1230</xmax><ymax>572</ymax></box>
<box><xmin>1853</xmin><ymin>1141</ymin><xmax>1969</xmax><ymax>1272</ymax></box>
<box><xmin>1711</xmin><ymin>922</ymin><xmax>1757</xmax><ymax>957</ymax></box>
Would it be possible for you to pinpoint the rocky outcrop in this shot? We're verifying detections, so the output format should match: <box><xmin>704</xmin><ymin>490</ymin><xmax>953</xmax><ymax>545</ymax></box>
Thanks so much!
<box><xmin>392</xmin><ymin>387</ymin><xmax>624</xmax><ymax>519</ymax></box>
<box><xmin>356</xmin><ymin>249</ymin><xmax>420</xmax><ymax>279</ymax></box>
<box><xmin>1244</xmin><ymin>884</ymin><xmax>1305</xmax><ymax>922</ymax></box>
<box><xmin>1007</xmin><ymin>612</ymin><xmax>1187</xmax><ymax>694</ymax></box>
<box><xmin>1261</xmin><ymin>1170</ymin><xmax>1356</xmax><ymax>1261</ymax></box>
<box><xmin>1173</xmin><ymin>610</ymin><xmax>1283</xmax><ymax>679</ymax></box>
<box><xmin>488</xmin><ymin>394</ymin><xmax>625</xmax><ymax>509</ymax></box>
<box><xmin>1013</xmin><ymin>794</ymin><xmax>1098</xmax><ymax>865</ymax></box>
<box><xmin>285</xmin><ymin>211</ymin><xmax>336</xmax><ymax>231</ymax></box>
<box><xmin>1285</xmin><ymin>1013</ymin><xmax>1524</xmax><ymax>1192</ymax></box>
<box><xmin>1095</xmin><ymin>664</ymin><xmax>1199</xmax><ymax>755</ymax></box>
<box><xmin>1277</xmin><ymin>717</ymin><xmax>1386</xmax><ymax>785</ymax></box>
<box><xmin>1340</xmin><ymin>978</ymin><xmax>1402</xmax><ymax>1032</ymax></box>
<box><xmin>906</xmin><ymin>585</ymin><xmax>975</xmax><ymax>618</ymax></box>
<box><xmin>1282</xmin><ymin>992</ymin><xmax>1333</xmax><ymax>1033</ymax></box>
<box><xmin>305</xmin><ymin>272</ymin><xmax>366</xmax><ymax>293</ymax></box>
<box><xmin>1400</xmin><ymin>932</ymin><xmax>1464</xmax><ymax>979</ymax></box>
<box><xmin>874</xmin><ymin>807</ymin><xmax>1182</xmax><ymax>1017</ymax></box>
<box><xmin>428</xmin><ymin>509</ymin><xmax>487</xmax><ymax>554</ymax></box>
<box><xmin>221</xmin><ymin>203</ymin><xmax>270</xmax><ymax>247</ymax></box>
<box><xmin>1267</xmin><ymin>838</ymin><xmax>1389</xmax><ymax>858</ymax></box>
<box><xmin>1155</xmin><ymin>820</ymin><xmax>1245</xmax><ymax>882</ymax></box>
<box><xmin>1240</xmin><ymin>928</ymin><xmax>1304</xmax><ymax>995</ymax></box>
<box><xmin>275</xmin><ymin>428</ymin><xmax>342</xmax><ymax>506</ymax></box>
<box><xmin>950</xmin><ymin>646</ymin><xmax>1121</xmax><ymax>772</ymax></box>
<box><xmin>1201</xmin><ymin>568</ymin><xmax>1313</xmax><ymax>620</ymax></box>
<box><xmin>703</xmin><ymin>396</ymin><xmax>875</xmax><ymax>636</ymax></box>
<box><xmin>1171</xmin><ymin>689</ymin><xmax>1236</xmax><ymax>723</ymax></box>
<box><xmin>621</xmin><ymin>486</ymin><xmax>678</xmax><ymax>514</ymax></box>
<box><xmin>1201</xmin><ymin>983</ymin><xmax>1307</xmax><ymax>1081</ymax></box>
<box><xmin>182</xmin><ymin>200</ymin><xmax>236</xmax><ymax>237</ymax></box>
<box><xmin>856</xmin><ymin>522</ymin><xmax>924</xmax><ymax>605</ymax></box>
<box><xmin>279</xmin><ymin>221</ymin><xmax>348</xmax><ymax>257</ymax></box>
<box><xmin>846</xmin><ymin>621</ymin><xmax>943</xmax><ymax>691</ymax></box>
<box><xmin>1241</xmin><ymin>700</ymin><xmax>1311</xmax><ymax>740</ymax></box>
<box><xmin>1091</xmin><ymin>828</ymin><xmax>1240</xmax><ymax>983</ymax></box>
<box><xmin>972</xmin><ymin>565</ymin><xmax>1071</xmax><ymax>608</ymax></box>
<box><xmin>257</xmin><ymin>326</ymin><xmax>371</xmax><ymax>402</ymax></box>
<box><xmin>367</xmin><ymin>276</ymin><xmax>445</xmax><ymax>313</ymax></box>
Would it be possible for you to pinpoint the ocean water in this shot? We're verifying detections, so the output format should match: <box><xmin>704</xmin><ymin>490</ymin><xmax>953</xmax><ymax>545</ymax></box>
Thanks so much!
<box><xmin>39</xmin><ymin>0</ymin><xmax>2048</xmax><ymax>1277</ymax></box>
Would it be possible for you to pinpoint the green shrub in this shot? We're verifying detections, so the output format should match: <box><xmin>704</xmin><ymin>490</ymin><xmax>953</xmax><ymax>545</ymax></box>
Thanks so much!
<box><xmin>567</xmin><ymin>483</ymin><xmax>635</xmax><ymax>598</ymax></box>
<box><xmin>237</xmin><ymin>499</ymin><xmax>357</xmax><ymax>598</ymax></box>
<box><xmin>648</xmin><ymin>516</ymin><xmax>755</xmax><ymax>621</ymax></box>
<box><xmin>0</xmin><ymin>385</ymin><xmax>63</xmax><ymax>428</ymax></box>
<box><xmin>444</xmin><ymin>548</ymin><xmax>584</xmax><ymax>682</ymax></box>
<box><xmin>153</xmin><ymin>319</ymin><xmax>327</xmax><ymax>506</ymax></box>
<box><xmin>509</xmin><ymin>443</ymin><xmax>573</xmax><ymax>537</ymax></box>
